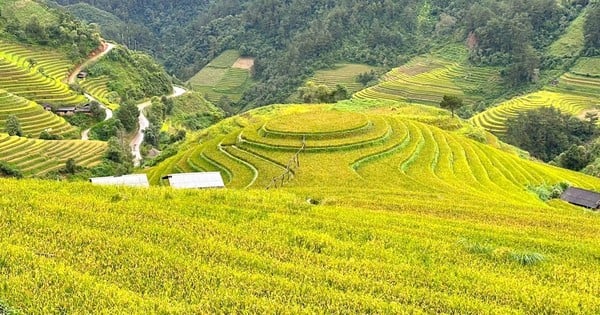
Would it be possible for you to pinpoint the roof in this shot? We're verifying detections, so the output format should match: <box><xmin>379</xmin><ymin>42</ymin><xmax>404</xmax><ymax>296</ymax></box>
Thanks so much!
<box><xmin>56</xmin><ymin>107</ymin><xmax>76</xmax><ymax>112</ymax></box>
<box><xmin>89</xmin><ymin>174</ymin><xmax>149</xmax><ymax>187</ymax></box>
<box><xmin>162</xmin><ymin>172</ymin><xmax>225</xmax><ymax>189</ymax></box>
<box><xmin>560</xmin><ymin>187</ymin><xmax>600</xmax><ymax>209</ymax></box>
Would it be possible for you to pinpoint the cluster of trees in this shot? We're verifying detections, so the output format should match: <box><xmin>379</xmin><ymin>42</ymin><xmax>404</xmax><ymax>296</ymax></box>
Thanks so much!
<box><xmin>505</xmin><ymin>107</ymin><xmax>597</xmax><ymax>170</ymax></box>
<box><xmin>0</xmin><ymin>5</ymin><xmax>100</xmax><ymax>61</ymax></box>
<box><xmin>584</xmin><ymin>3</ymin><xmax>600</xmax><ymax>56</ymax></box>
<box><xmin>54</xmin><ymin>0</ymin><xmax>591</xmax><ymax>108</ymax></box>
<box><xmin>297</xmin><ymin>82</ymin><xmax>349</xmax><ymax>104</ymax></box>
<box><xmin>466</xmin><ymin>0</ymin><xmax>586</xmax><ymax>86</ymax></box>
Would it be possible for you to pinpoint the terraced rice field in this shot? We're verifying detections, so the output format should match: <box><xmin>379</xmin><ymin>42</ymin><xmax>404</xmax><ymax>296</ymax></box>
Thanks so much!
<box><xmin>4</xmin><ymin>100</ymin><xmax>600</xmax><ymax>313</ymax></box>
<box><xmin>0</xmin><ymin>41</ymin><xmax>86</xmax><ymax>106</ymax></box>
<box><xmin>311</xmin><ymin>64</ymin><xmax>378</xmax><ymax>93</ymax></box>
<box><xmin>471</xmin><ymin>91</ymin><xmax>595</xmax><ymax>136</ymax></box>
<box><xmin>79</xmin><ymin>76</ymin><xmax>119</xmax><ymax>109</ymax></box>
<box><xmin>147</xmin><ymin>101</ymin><xmax>599</xmax><ymax>200</ymax></box>
<box><xmin>354</xmin><ymin>56</ymin><xmax>501</xmax><ymax>106</ymax></box>
<box><xmin>0</xmin><ymin>133</ymin><xmax>106</xmax><ymax>176</ymax></box>
<box><xmin>0</xmin><ymin>90</ymin><xmax>76</xmax><ymax>137</ymax></box>
<box><xmin>188</xmin><ymin>50</ymin><xmax>253</xmax><ymax>103</ymax></box>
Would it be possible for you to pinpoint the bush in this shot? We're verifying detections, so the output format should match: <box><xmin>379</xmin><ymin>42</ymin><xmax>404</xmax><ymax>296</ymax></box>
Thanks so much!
<box><xmin>0</xmin><ymin>161</ymin><xmax>23</xmax><ymax>179</ymax></box>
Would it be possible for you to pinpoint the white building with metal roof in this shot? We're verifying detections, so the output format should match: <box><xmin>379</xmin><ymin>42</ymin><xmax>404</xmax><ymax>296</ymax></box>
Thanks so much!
<box><xmin>89</xmin><ymin>174</ymin><xmax>150</xmax><ymax>187</ymax></box>
<box><xmin>162</xmin><ymin>172</ymin><xmax>225</xmax><ymax>189</ymax></box>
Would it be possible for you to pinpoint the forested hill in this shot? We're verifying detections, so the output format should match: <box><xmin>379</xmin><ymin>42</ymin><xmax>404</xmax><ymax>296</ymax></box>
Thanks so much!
<box><xmin>54</xmin><ymin>0</ymin><xmax>591</xmax><ymax>108</ymax></box>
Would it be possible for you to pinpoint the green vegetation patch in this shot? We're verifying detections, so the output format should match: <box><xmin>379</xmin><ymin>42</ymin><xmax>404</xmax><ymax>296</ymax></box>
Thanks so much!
<box><xmin>548</xmin><ymin>10</ymin><xmax>586</xmax><ymax>57</ymax></box>
<box><xmin>311</xmin><ymin>64</ymin><xmax>378</xmax><ymax>94</ymax></box>
<box><xmin>187</xmin><ymin>50</ymin><xmax>254</xmax><ymax>105</ymax></box>
<box><xmin>571</xmin><ymin>57</ymin><xmax>600</xmax><ymax>77</ymax></box>
<box><xmin>85</xmin><ymin>46</ymin><xmax>172</xmax><ymax>102</ymax></box>
<box><xmin>0</xmin><ymin>0</ymin><xmax>57</xmax><ymax>26</ymax></box>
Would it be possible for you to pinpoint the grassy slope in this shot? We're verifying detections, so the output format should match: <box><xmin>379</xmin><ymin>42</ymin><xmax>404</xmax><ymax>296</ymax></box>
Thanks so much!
<box><xmin>547</xmin><ymin>8</ymin><xmax>585</xmax><ymax>58</ymax></box>
<box><xmin>2</xmin><ymin>100</ymin><xmax>600</xmax><ymax>313</ymax></box>
<box><xmin>0</xmin><ymin>0</ymin><xmax>57</xmax><ymax>26</ymax></box>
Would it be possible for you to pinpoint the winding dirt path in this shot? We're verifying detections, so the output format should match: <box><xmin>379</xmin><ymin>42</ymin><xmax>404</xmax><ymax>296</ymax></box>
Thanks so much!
<box><xmin>73</xmin><ymin>42</ymin><xmax>116</xmax><ymax>140</ymax></box>
<box><xmin>130</xmin><ymin>86</ymin><xmax>187</xmax><ymax>166</ymax></box>
<box><xmin>68</xmin><ymin>42</ymin><xmax>115</xmax><ymax>85</ymax></box>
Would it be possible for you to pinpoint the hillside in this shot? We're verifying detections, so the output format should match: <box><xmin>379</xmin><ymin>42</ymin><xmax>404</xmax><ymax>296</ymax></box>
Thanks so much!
<box><xmin>53</xmin><ymin>0</ymin><xmax>589</xmax><ymax>109</ymax></box>
<box><xmin>2</xmin><ymin>101</ymin><xmax>600</xmax><ymax>313</ymax></box>
<box><xmin>0</xmin><ymin>0</ymin><xmax>177</xmax><ymax>177</ymax></box>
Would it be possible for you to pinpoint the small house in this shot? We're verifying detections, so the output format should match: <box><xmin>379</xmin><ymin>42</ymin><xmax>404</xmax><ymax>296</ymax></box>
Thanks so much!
<box><xmin>55</xmin><ymin>107</ymin><xmax>76</xmax><ymax>116</ymax></box>
<box><xmin>560</xmin><ymin>187</ymin><xmax>600</xmax><ymax>210</ymax></box>
<box><xmin>77</xmin><ymin>71</ymin><xmax>88</xmax><ymax>79</ymax></box>
<box><xmin>162</xmin><ymin>172</ymin><xmax>225</xmax><ymax>189</ymax></box>
<box><xmin>90</xmin><ymin>174</ymin><xmax>149</xmax><ymax>187</ymax></box>
<box><xmin>42</xmin><ymin>103</ymin><xmax>52</xmax><ymax>111</ymax></box>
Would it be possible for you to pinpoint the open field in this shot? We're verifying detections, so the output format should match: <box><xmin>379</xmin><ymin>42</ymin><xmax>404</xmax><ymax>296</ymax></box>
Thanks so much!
<box><xmin>187</xmin><ymin>50</ymin><xmax>254</xmax><ymax>103</ymax></box>
<box><xmin>0</xmin><ymin>133</ymin><xmax>106</xmax><ymax>176</ymax></box>
<box><xmin>3</xmin><ymin>100</ymin><xmax>600</xmax><ymax>313</ymax></box>
<box><xmin>79</xmin><ymin>75</ymin><xmax>119</xmax><ymax>109</ymax></box>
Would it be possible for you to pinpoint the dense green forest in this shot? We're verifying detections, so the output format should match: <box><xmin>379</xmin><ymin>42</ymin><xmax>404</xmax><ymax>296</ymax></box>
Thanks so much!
<box><xmin>53</xmin><ymin>0</ymin><xmax>593</xmax><ymax>110</ymax></box>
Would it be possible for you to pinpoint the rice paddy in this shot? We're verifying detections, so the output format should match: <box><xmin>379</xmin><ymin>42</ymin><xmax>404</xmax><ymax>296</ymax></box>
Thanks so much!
<box><xmin>353</xmin><ymin>56</ymin><xmax>502</xmax><ymax>106</ymax></box>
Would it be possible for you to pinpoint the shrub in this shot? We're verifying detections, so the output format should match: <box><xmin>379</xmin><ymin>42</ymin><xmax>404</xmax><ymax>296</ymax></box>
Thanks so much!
<box><xmin>0</xmin><ymin>161</ymin><xmax>23</xmax><ymax>179</ymax></box>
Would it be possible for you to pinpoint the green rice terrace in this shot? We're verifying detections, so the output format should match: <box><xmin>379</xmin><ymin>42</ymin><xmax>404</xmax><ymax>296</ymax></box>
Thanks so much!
<box><xmin>2</xmin><ymin>100</ymin><xmax>600</xmax><ymax>313</ymax></box>
<box><xmin>310</xmin><ymin>63</ymin><xmax>378</xmax><ymax>94</ymax></box>
<box><xmin>471</xmin><ymin>91</ymin><xmax>597</xmax><ymax>137</ymax></box>
<box><xmin>0</xmin><ymin>40</ymin><xmax>87</xmax><ymax>106</ymax></box>
<box><xmin>0</xmin><ymin>89</ymin><xmax>76</xmax><ymax>137</ymax></box>
<box><xmin>353</xmin><ymin>55</ymin><xmax>502</xmax><ymax>107</ymax></box>
<box><xmin>187</xmin><ymin>50</ymin><xmax>254</xmax><ymax>104</ymax></box>
<box><xmin>473</xmin><ymin>57</ymin><xmax>600</xmax><ymax>137</ymax></box>
<box><xmin>79</xmin><ymin>75</ymin><xmax>119</xmax><ymax>109</ymax></box>
<box><xmin>0</xmin><ymin>133</ymin><xmax>106</xmax><ymax>176</ymax></box>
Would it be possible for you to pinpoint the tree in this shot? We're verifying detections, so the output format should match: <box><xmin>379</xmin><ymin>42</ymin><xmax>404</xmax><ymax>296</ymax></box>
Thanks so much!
<box><xmin>584</xmin><ymin>4</ymin><xmax>600</xmax><ymax>55</ymax></box>
<box><xmin>65</xmin><ymin>158</ymin><xmax>77</xmax><ymax>174</ymax></box>
<box><xmin>5</xmin><ymin>115</ymin><xmax>23</xmax><ymax>137</ymax></box>
<box><xmin>505</xmin><ymin>107</ymin><xmax>594</xmax><ymax>162</ymax></box>
<box><xmin>556</xmin><ymin>145</ymin><xmax>590</xmax><ymax>171</ymax></box>
<box><xmin>585</xmin><ymin>111</ymin><xmax>598</xmax><ymax>134</ymax></box>
<box><xmin>439</xmin><ymin>95</ymin><xmax>463</xmax><ymax>118</ymax></box>
<box><xmin>115</xmin><ymin>102</ymin><xmax>140</xmax><ymax>132</ymax></box>
<box><xmin>26</xmin><ymin>57</ymin><xmax>37</xmax><ymax>70</ymax></box>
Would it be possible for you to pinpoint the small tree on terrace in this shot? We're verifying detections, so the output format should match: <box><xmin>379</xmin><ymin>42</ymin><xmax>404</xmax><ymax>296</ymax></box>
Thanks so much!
<box><xmin>5</xmin><ymin>115</ymin><xmax>23</xmax><ymax>136</ymax></box>
<box><xmin>439</xmin><ymin>95</ymin><xmax>464</xmax><ymax>118</ymax></box>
